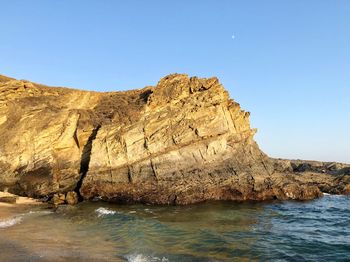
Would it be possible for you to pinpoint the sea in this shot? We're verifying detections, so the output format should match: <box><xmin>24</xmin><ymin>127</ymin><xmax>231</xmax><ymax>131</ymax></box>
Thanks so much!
<box><xmin>0</xmin><ymin>195</ymin><xmax>349</xmax><ymax>262</ymax></box>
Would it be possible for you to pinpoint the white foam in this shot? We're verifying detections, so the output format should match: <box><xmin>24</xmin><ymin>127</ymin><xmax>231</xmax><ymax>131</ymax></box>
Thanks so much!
<box><xmin>125</xmin><ymin>254</ymin><xmax>149</xmax><ymax>262</ymax></box>
<box><xmin>0</xmin><ymin>217</ymin><xmax>22</xmax><ymax>229</ymax></box>
<box><xmin>95</xmin><ymin>207</ymin><xmax>117</xmax><ymax>217</ymax></box>
<box><xmin>28</xmin><ymin>210</ymin><xmax>53</xmax><ymax>215</ymax></box>
<box><xmin>322</xmin><ymin>193</ymin><xmax>343</xmax><ymax>197</ymax></box>
<box><xmin>144</xmin><ymin>208</ymin><xmax>154</xmax><ymax>214</ymax></box>
<box><xmin>125</xmin><ymin>254</ymin><xmax>168</xmax><ymax>262</ymax></box>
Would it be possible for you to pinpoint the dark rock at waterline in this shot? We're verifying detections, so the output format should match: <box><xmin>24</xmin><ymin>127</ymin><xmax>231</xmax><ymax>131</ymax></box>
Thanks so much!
<box><xmin>51</xmin><ymin>191</ymin><xmax>78</xmax><ymax>205</ymax></box>
<box><xmin>0</xmin><ymin>196</ymin><xmax>17</xmax><ymax>204</ymax></box>
<box><xmin>0</xmin><ymin>73</ymin><xmax>349</xmax><ymax>205</ymax></box>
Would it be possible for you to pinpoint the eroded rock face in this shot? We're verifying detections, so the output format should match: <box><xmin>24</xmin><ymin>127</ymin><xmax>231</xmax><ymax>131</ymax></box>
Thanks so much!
<box><xmin>0</xmin><ymin>74</ymin><xmax>349</xmax><ymax>204</ymax></box>
<box><xmin>0</xmin><ymin>77</ymin><xmax>100</xmax><ymax>197</ymax></box>
<box><xmin>80</xmin><ymin>74</ymin><xmax>273</xmax><ymax>204</ymax></box>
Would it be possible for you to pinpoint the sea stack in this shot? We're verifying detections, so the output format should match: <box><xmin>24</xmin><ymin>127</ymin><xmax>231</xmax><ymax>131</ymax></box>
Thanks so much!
<box><xmin>0</xmin><ymin>74</ymin><xmax>349</xmax><ymax>204</ymax></box>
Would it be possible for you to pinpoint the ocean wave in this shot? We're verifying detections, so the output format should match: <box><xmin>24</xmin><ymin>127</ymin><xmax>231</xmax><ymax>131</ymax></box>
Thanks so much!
<box><xmin>28</xmin><ymin>210</ymin><xmax>53</xmax><ymax>215</ymax></box>
<box><xmin>125</xmin><ymin>254</ymin><xmax>169</xmax><ymax>262</ymax></box>
<box><xmin>0</xmin><ymin>217</ymin><xmax>22</xmax><ymax>229</ymax></box>
<box><xmin>95</xmin><ymin>207</ymin><xmax>117</xmax><ymax>217</ymax></box>
<box><xmin>0</xmin><ymin>209</ymin><xmax>54</xmax><ymax>229</ymax></box>
<box><xmin>322</xmin><ymin>193</ymin><xmax>345</xmax><ymax>197</ymax></box>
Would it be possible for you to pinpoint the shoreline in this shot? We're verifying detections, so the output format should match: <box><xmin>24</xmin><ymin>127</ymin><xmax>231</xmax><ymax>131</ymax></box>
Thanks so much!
<box><xmin>0</xmin><ymin>191</ymin><xmax>45</xmax><ymax>222</ymax></box>
<box><xmin>0</xmin><ymin>191</ymin><xmax>43</xmax><ymax>207</ymax></box>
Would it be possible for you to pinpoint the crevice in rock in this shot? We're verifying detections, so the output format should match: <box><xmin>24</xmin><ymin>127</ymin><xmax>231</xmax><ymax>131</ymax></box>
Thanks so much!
<box><xmin>73</xmin><ymin>127</ymin><xmax>80</xmax><ymax>149</ymax></box>
<box><xmin>127</xmin><ymin>166</ymin><xmax>132</xmax><ymax>183</ymax></box>
<box><xmin>172</xmin><ymin>195</ymin><xmax>177</xmax><ymax>205</ymax></box>
<box><xmin>74</xmin><ymin>124</ymin><xmax>101</xmax><ymax>199</ymax></box>
<box><xmin>150</xmin><ymin>159</ymin><xmax>158</xmax><ymax>181</ymax></box>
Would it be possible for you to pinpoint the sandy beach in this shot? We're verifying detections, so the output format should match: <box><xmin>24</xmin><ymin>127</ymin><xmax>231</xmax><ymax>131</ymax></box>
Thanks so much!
<box><xmin>0</xmin><ymin>191</ymin><xmax>42</xmax><ymax>207</ymax></box>
<box><xmin>0</xmin><ymin>191</ymin><xmax>44</xmax><ymax>226</ymax></box>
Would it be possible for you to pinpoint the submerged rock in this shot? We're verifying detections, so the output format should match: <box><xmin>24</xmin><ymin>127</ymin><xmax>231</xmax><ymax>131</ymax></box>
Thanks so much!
<box><xmin>0</xmin><ymin>73</ymin><xmax>349</xmax><ymax>204</ymax></box>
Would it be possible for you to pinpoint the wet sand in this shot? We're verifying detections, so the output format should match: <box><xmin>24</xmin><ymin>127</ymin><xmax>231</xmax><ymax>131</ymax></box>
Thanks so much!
<box><xmin>0</xmin><ymin>191</ymin><xmax>43</xmax><ymax>220</ymax></box>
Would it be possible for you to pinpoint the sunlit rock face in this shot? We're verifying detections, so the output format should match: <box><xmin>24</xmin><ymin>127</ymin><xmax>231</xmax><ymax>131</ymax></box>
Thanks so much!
<box><xmin>0</xmin><ymin>74</ymin><xmax>349</xmax><ymax>204</ymax></box>
<box><xmin>80</xmin><ymin>74</ymin><xmax>273</xmax><ymax>204</ymax></box>
<box><xmin>0</xmin><ymin>75</ymin><xmax>99</xmax><ymax>196</ymax></box>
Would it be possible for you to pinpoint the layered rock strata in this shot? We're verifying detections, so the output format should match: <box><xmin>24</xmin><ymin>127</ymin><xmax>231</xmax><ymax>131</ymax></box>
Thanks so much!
<box><xmin>0</xmin><ymin>74</ymin><xmax>349</xmax><ymax>204</ymax></box>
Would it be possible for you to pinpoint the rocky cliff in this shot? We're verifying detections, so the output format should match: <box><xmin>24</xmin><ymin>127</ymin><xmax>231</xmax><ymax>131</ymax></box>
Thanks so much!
<box><xmin>0</xmin><ymin>74</ymin><xmax>349</xmax><ymax>204</ymax></box>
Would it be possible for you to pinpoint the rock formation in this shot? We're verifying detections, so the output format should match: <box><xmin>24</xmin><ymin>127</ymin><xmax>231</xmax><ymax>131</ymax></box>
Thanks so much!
<box><xmin>0</xmin><ymin>74</ymin><xmax>349</xmax><ymax>204</ymax></box>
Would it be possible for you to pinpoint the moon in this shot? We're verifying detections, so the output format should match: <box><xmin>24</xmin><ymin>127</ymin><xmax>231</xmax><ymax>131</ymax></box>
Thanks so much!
<box><xmin>232</xmin><ymin>34</ymin><xmax>235</xmax><ymax>39</ymax></box>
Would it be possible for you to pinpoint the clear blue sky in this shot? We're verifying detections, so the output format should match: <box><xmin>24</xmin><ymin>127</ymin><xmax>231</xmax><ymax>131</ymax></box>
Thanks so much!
<box><xmin>1</xmin><ymin>0</ymin><xmax>349</xmax><ymax>163</ymax></box>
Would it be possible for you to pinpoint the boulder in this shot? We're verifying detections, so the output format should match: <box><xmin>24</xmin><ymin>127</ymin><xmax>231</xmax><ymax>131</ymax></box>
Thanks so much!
<box><xmin>52</xmin><ymin>193</ymin><xmax>66</xmax><ymax>206</ymax></box>
<box><xmin>65</xmin><ymin>191</ymin><xmax>79</xmax><ymax>205</ymax></box>
<box><xmin>0</xmin><ymin>196</ymin><xmax>17</xmax><ymax>204</ymax></box>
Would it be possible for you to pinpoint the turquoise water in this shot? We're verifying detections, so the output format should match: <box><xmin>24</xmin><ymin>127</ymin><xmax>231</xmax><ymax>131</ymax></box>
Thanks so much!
<box><xmin>0</xmin><ymin>195</ymin><xmax>349</xmax><ymax>261</ymax></box>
